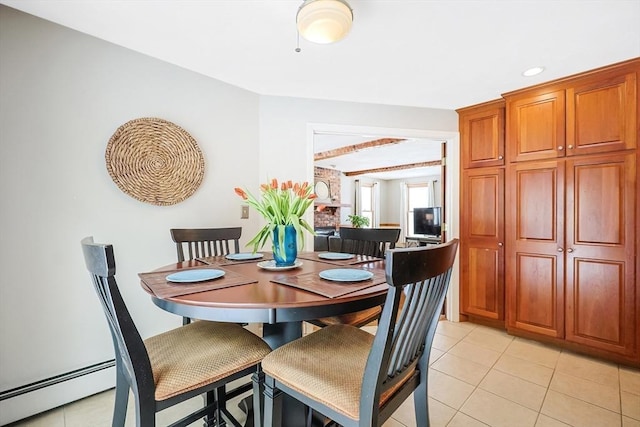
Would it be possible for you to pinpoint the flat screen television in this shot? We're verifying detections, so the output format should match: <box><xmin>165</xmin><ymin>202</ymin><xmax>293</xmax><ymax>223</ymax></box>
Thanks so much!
<box><xmin>413</xmin><ymin>207</ymin><xmax>442</xmax><ymax>236</ymax></box>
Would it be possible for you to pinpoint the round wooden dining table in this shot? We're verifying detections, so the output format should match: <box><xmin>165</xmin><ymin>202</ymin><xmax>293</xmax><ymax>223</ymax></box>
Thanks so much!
<box><xmin>141</xmin><ymin>253</ymin><xmax>388</xmax><ymax>349</ymax></box>
<box><xmin>140</xmin><ymin>253</ymin><xmax>389</xmax><ymax>426</ymax></box>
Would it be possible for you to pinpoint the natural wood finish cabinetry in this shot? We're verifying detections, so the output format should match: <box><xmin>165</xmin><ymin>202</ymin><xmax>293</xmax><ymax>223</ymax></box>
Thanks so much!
<box><xmin>458</xmin><ymin>100</ymin><xmax>505</xmax><ymax>325</ymax></box>
<box><xmin>504</xmin><ymin>59</ymin><xmax>639</xmax><ymax>365</ymax></box>
<box><xmin>567</xmin><ymin>70</ymin><xmax>637</xmax><ymax>156</ymax></box>
<box><xmin>461</xmin><ymin>100</ymin><xmax>505</xmax><ymax>168</ymax></box>
<box><xmin>565</xmin><ymin>153</ymin><xmax>637</xmax><ymax>357</ymax></box>
<box><xmin>459</xmin><ymin>58</ymin><xmax>639</xmax><ymax>366</ymax></box>
<box><xmin>506</xmin><ymin>160</ymin><xmax>565</xmax><ymax>338</ymax></box>
<box><xmin>507</xmin><ymin>89</ymin><xmax>565</xmax><ymax>162</ymax></box>
<box><xmin>506</xmin><ymin>63</ymin><xmax>637</xmax><ymax>162</ymax></box>
<box><xmin>506</xmin><ymin>153</ymin><xmax>637</xmax><ymax>359</ymax></box>
<box><xmin>461</xmin><ymin>167</ymin><xmax>504</xmax><ymax>321</ymax></box>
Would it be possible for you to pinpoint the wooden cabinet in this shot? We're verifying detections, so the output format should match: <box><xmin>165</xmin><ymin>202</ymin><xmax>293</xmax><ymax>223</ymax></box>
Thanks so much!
<box><xmin>460</xmin><ymin>100</ymin><xmax>505</xmax><ymax>168</ymax></box>
<box><xmin>507</xmin><ymin>89</ymin><xmax>565</xmax><ymax>162</ymax></box>
<box><xmin>506</xmin><ymin>153</ymin><xmax>637</xmax><ymax>359</ymax></box>
<box><xmin>564</xmin><ymin>153</ymin><xmax>637</xmax><ymax>357</ymax></box>
<box><xmin>503</xmin><ymin>58</ymin><xmax>639</xmax><ymax>365</ymax></box>
<box><xmin>458</xmin><ymin>100</ymin><xmax>506</xmax><ymax>325</ymax></box>
<box><xmin>567</xmin><ymin>70</ymin><xmax>637</xmax><ymax>156</ymax></box>
<box><xmin>506</xmin><ymin>160</ymin><xmax>565</xmax><ymax>338</ymax></box>
<box><xmin>506</xmin><ymin>65</ymin><xmax>638</xmax><ymax>163</ymax></box>
<box><xmin>459</xmin><ymin>58</ymin><xmax>639</xmax><ymax>366</ymax></box>
<box><xmin>461</xmin><ymin>167</ymin><xmax>504</xmax><ymax>321</ymax></box>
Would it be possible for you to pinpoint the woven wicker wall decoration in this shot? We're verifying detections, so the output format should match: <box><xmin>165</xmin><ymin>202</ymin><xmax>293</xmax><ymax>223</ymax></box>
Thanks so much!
<box><xmin>105</xmin><ymin>117</ymin><xmax>205</xmax><ymax>206</ymax></box>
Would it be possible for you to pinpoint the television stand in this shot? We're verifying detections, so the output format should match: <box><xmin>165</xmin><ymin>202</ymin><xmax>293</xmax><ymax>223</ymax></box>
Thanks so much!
<box><xmin>406</xmin><ymin>235</ymin><xmax>442</xmax><ymax>247</ymax></box>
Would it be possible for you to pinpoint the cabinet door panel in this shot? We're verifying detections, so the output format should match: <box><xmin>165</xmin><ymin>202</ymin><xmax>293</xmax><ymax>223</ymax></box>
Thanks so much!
<box><xmin>567</xmin><ymin>71</ymin><xmax>637</xmax><ymax>156</ymax></box>
<box><xmin>507</xmin><ymin>90</ymin><xmax>565</xmax><ymax>162</ymax></box>
<box><xmin>461</xmin><ymin>102</ymin><xmax>505</xmax><ymax>168</ymax></box>
<box><xmin>506</xmin><ymin>161</ymin><xmax>564</xmax><ymax>337</ymax></box>
<box><xmin>565</xmin><ymin>153</ymin><xmax>636</xmax><ymax>355</ymax></box>
<box><xmin>572</xmin><ymin>259</ymin><xmax>624</xmax><ymax>344</ymax></box>
<box><xmin>514</xmin><ymin>253</ymin><xmax>561</xmax><ymax>335</ymax></box>
<box><xmin>465</xmin><ymin>247</ymin><xmax>501</xmax><ymax>318</ymax></box>
<box><xmin>516</xmin><ymin>168</ymin><xmax>558</xmax><ymax>241</ymax></box>
<box><xmin>461</xmin><ymin>168</ymin><xmax>504</xmax><ymax>320</ymax></box>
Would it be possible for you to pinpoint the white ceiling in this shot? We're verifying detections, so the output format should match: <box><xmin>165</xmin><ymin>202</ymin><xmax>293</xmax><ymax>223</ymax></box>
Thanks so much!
<box><xmin>314</xmin><ymin>133</ymin><xmax>443</xmax><ymax>180</ymax></box>
<box><xmin>3</xmin><ymin>0</ymin><xmax>639</xmax><ymax>179</ymax></box>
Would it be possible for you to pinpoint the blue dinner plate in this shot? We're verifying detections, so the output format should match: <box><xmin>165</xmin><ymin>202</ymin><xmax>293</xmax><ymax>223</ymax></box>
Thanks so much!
<box><xmin>225</xmin><ymin>252</ymin><xmax>264</xmax><ymax>261</ymax></box>
<box><xmin>319</xmin><ymin>269</ymin><xmax>374</xmax><ymax>282</ymax></box>
<box><xmin>166</xmin><ymin>269</ymin><xmax>225</xmax><ymax>283</ymax></box>
<box><xmin>318</xmin><ymin>252</ymin><xmax>355</xmax><ymax>260</ymax></box>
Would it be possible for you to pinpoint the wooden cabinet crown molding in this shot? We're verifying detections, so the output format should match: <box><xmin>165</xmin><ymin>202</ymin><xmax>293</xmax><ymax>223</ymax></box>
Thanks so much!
<box><xmin>501</xmin><ymin>57</ymin><xmax>640</xmax><ymax>99</ymax></box>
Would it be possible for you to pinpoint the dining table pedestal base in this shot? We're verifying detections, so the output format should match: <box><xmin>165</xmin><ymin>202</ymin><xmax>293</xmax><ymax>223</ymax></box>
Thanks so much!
<box><xmin>262</xmin><ymin>321</ymin><xmax>303</xmax><ymax>350</ymax></box>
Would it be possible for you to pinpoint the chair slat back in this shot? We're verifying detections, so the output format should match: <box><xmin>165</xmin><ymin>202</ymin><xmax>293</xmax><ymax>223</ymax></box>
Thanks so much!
<box><xmin>80</xmin><ymin>237</ymin><xmax>154</xmax><ymax>396</ymax></box>
<box><xmin>170</xmin><ymin>227</ymin><xmax>242</xmax><ymax>261</ymax></box>
<box><xmin>335</xmin><ymin>227</ymin><xmax>400</xmax><ymax>258</ymax></box>
<box><xmin>360</xmin><ymin>239</ymin><xmax>459</xmax><ymax>423</ymax></box>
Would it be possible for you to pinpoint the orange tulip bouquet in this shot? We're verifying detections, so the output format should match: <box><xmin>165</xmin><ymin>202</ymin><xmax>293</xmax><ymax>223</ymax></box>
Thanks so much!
<box><xmin>234</xmin><ymin>179</ymin><xmax>316</xmax><ymax>264</ymax></box>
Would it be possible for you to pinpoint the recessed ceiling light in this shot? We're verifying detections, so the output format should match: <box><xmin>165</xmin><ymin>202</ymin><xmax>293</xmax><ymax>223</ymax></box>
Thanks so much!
<box><xmin>522</xmin><ymin>66</ymin><xmax>545</xmax><ymax>77</ymax></box>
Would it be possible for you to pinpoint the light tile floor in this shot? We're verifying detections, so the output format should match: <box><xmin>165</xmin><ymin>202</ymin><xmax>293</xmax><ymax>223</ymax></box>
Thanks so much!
<box><xmin>8</xmin><ymin>320</ymin><xmax>640</xmax><ymax>427</ymax></box>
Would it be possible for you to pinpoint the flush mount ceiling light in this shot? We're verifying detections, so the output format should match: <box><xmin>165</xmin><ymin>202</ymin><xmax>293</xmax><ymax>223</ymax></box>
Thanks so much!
<box><xmin>296</xmin><ymin>0</ymin><xmax>353</xmax><ymax>44</ymax></box>
<box><xmin>522</xmin><ymin>66</ymin><xmax>545</xmax><ymax>77</ymax></box>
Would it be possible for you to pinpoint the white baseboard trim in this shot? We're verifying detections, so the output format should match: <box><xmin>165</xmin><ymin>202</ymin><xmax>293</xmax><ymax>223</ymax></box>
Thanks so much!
<box><xmin>0</xmin><ymin>366</ymin><xmax>115</xmax><ymax>426</ymax></box>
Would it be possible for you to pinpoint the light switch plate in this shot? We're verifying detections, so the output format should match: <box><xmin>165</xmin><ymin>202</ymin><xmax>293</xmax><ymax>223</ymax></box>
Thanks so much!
<box><xmin>241</xmin><ymin>205</ymin><xmax>249</xmax><ymax>219</ymax></box>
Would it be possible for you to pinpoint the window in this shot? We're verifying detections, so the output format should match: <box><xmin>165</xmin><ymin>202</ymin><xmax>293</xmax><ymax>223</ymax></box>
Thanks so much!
<box><xmin>360</xmin><ymin>183</ymin><xmax>375</xmax><ymax>227</ymax></box>
<box><xmin>406</xmin><ymin>183</ymin><xmax>430</xmax><ymax>235</ymax></box>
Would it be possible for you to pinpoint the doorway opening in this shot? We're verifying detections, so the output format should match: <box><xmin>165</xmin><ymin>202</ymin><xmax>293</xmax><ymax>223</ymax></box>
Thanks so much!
<box><xmin>305</xmin><ymin>123</ymin><xmax>461</xmax><ymax>321</ymax></box>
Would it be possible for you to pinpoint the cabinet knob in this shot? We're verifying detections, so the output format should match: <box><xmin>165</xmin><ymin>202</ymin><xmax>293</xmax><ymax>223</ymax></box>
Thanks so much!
<box><xmin>557</xmin><ymin>248</ymin><xmax>564</xmax><ymax>252</ymax></box>
<box><xmin>568</xmin><ymin>144</ymin><xmax>574</xmax><ymax>149</ymax></box>
<box><xmin>498</xmin><ymin>242</ymin><xmax>503</xmax><ymax>247</ymax></box>
<box><xmin>558</xmin><ymin>146</ymin><xmax>564</xmax><ymax>150</ymax></box>
<box><xmin>567</xmin><ymin>248</ymin><xmax>574</xmax><ymax>253</ymax></box>
<box><xmin>498</xmin><ymin>155</ymin><xmax>504</xmax><ymax>160</ymax></box>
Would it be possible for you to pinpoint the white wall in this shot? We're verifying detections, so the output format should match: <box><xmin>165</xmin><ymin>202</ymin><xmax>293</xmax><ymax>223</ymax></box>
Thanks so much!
<box><xmin>1</xmin><ymin>5</ymin><xmax>459</xmax><ymax>424</ymax></box>
<box><xmin>0</xmin><ymin>6</ymin><xmax>261</xmax><ymax>424</ymax></box>
<box><xmin>340</xmin><ymin>174</ymin><xmax>354</xmax><ymax>223</ymax></box>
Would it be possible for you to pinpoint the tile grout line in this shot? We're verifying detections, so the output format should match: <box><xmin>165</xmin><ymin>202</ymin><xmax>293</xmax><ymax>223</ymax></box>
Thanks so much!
<box><xmin>441</xmin><ymin>325</ymin><xmax>511</xmax><ymax>427</ymax></box>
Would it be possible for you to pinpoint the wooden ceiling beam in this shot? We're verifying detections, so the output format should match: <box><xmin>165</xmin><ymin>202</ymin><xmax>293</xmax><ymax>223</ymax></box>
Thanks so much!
<box><xmin>344</xmin><ymin>160</ymin><xmax>441</xmax><ymax>177</ymax></box>
<box><xmin>314</xmin><ymin>138</ymin><xmax>405</xmax><ymax>161</ymax></box>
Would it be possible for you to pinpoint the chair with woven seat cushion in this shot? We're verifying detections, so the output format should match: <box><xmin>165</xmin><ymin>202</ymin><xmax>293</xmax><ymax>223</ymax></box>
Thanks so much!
<box><xmin>171</xmin><ymin>227</ymin><xmax>242</xmax><ymax>262</ymax></box>
<box><xmin>81</xmin><ymin>236</ymin><xmax>271</xmax><ymax>427</ymax></box>
<box><xmin>311</xmin><ymin>227</ymin><xmax>401</xmax><ymax>328</ymax></box>
<box><xmin>261</xmin><ymin>239</ymin><xmax>459</xmax><ymax>427</ymax></box>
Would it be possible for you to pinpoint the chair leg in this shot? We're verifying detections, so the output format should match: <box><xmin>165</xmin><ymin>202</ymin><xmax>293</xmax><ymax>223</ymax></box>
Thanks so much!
<box><xmin>199</xmin><ymin>390</ymin><xmax>214</xmax><ymax>427</ymax></box>
<box><xmin>263</xmin><ymin>377</ymin><xmax>282</xmax><ymax>427</ymax></box>
<box><xmin>252</xmin><ymin>368</ymin><xmax>265</xmax><ymax>427</ymax></box>
<box><xmin>305</xmin><ymin>406</ymin><xmax>313</xmax><ymax>427</ymax></box>
<box><xmin>112</xmin><ymin>364</ymin><xmax>129</xmax><ymax>427</ymax></box>
<box><xmin>413</xmin><ymin>369</ymin><xmax>430</xmax><ymax>427</ymax></box>
<box><xmin>213</xmin><ymin>387</ymin><xmax>227</xmax><ymax>427</ymax></box>
<box><xmin>134</xmin><ymin>392</ymin><xmax>156</xmax><ymax>427</ymax></box>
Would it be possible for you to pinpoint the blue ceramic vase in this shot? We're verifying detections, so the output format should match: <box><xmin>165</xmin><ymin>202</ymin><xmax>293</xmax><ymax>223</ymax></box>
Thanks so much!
<box><xmin>272</xmin><ymin>225</ymin><xmax>297</xmax><ymax>266</ymax></box>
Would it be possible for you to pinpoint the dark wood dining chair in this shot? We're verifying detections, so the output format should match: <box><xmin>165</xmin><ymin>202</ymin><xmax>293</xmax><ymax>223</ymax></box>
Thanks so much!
<box><xmin>261</xmin><ymin>239</ymin><xmax>459</xmax><ymax>427</ymax></box>
<box><xmin>312</xmin><ymin>227</ymin><xmax>401</xmax><ymax>328</ymax></box>
<box><xmin>81</xmin><ymin>236</ymin><xmax>271</xmax><ymax>427</ymax></box>
<box><xmin>170</xmin><ymin>227</ymin><xmax>242</xmax><ymax>262</ymax></box>
<box><xmin>329</xmin><ymin>227</ymin><xmax>401</xmax><ymax>259</ymax></box>
<box><xmin>171</xmin><ymin>227</ymin><xmax>242</xmax><ymax>325</ymax></box>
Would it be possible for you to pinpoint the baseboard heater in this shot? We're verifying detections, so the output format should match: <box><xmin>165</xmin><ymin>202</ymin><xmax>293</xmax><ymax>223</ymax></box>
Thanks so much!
<box><xmin>0</xmin><ymin>360</ymin><xmax>115</xmax><ymax>401</ymax></box>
